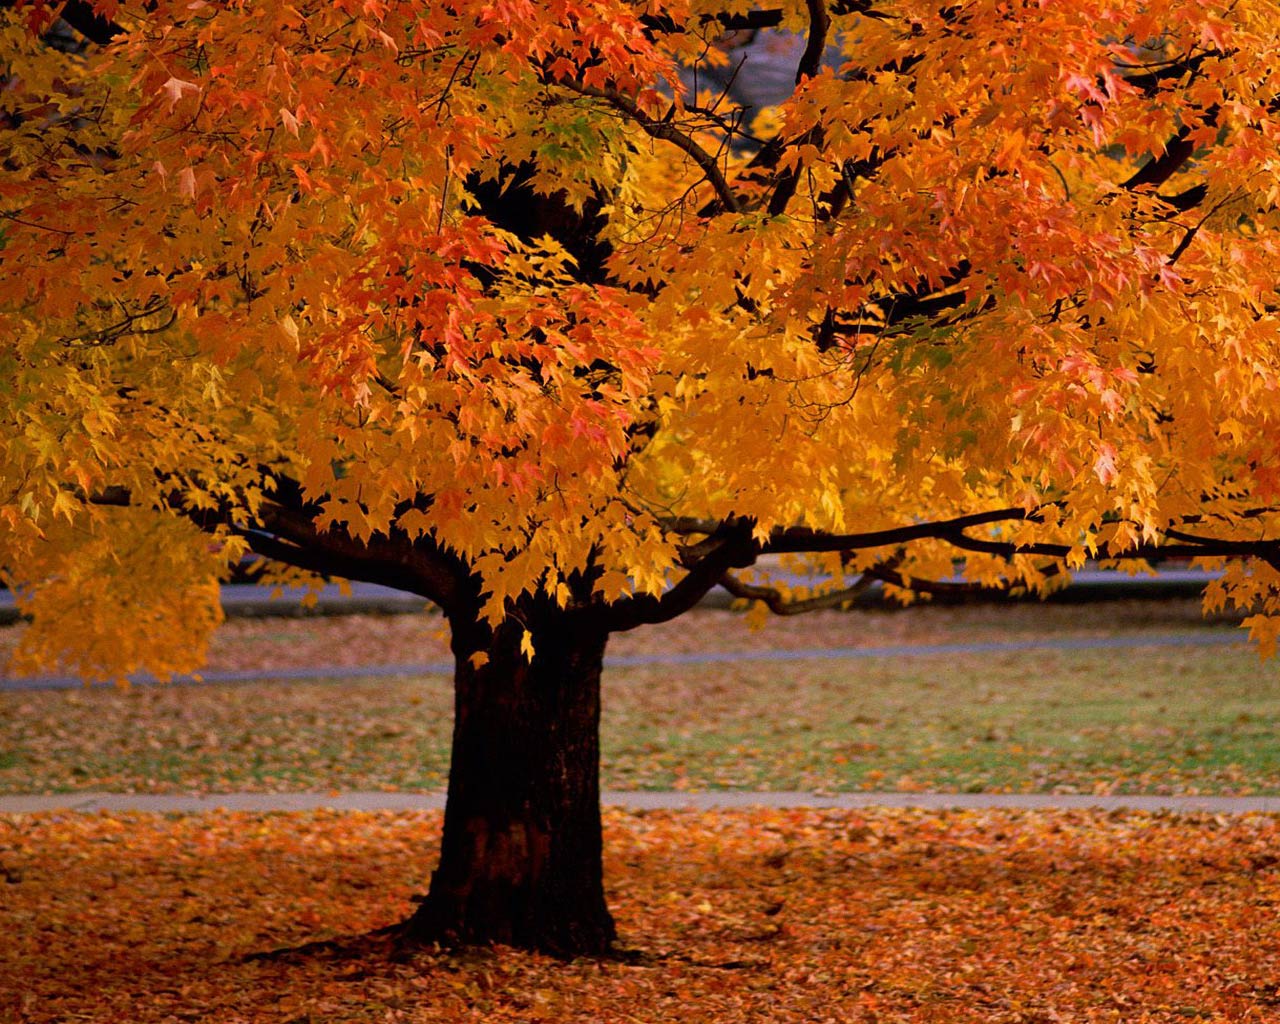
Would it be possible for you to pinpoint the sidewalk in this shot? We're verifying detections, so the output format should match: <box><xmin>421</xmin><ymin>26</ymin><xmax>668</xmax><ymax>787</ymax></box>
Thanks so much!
<box><xmin>3</xmin><ymin>790</ymin><xmax>1279</xmax><ymax>815</ymax></box>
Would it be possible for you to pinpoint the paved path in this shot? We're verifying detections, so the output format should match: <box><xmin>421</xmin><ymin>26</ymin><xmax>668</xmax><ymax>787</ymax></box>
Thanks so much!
<box><xmin>0</xmin><ymin>630</ymin><xmax>1246</xmax><ymax>690</ymax></box>
<box><xmin>3</xmin><ymin>790</ymin><xmax>1278</xmax><ymax>815</ymax></box>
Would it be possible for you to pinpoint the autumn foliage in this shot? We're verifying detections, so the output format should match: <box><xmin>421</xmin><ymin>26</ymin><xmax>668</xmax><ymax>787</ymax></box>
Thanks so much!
<box><xmin>3</xmin><ymin>0</ymin><xmax>1280</xmax><ymax>674</ymax></box>
<box><xmin>5</xmin><ymin>0</ymin><xmax>1280</xmax><ymax>955</ymax></box>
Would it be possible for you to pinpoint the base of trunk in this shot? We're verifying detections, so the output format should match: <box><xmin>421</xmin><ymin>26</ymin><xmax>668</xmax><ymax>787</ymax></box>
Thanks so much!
<box><xmin>400</xmin><ymin>880</ymin><xmax>617</xmax><ymax>957</ymax></box>
<box><xmin>402</xmin><ymin>601</ymin><xmax>616</xmax><ymax>957</ymax></box>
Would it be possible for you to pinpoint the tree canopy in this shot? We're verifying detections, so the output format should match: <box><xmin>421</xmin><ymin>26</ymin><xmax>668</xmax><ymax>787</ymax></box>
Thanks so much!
<box><xmin>7</xmin><ymin>0</ymin><xmax>1280</xmax><ymax>959</ymax></box>
<box><xmin>3</xmin><ymin>0</ymin><xmax>1280</xmax><ymax>664</ymax></box>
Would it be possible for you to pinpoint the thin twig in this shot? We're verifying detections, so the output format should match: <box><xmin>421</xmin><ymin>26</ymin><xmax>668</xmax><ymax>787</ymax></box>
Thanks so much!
<box><xmin>558</xmin><ymin>81</ymin><xmax>741</xmax><ymax>213</ymax></box>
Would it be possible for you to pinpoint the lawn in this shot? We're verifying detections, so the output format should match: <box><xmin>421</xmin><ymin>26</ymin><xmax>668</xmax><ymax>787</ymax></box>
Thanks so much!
<box><xmin>3</xmin><ymin>807</ymin><xmax>1279</xmax><ymax>1022</ymax></box>
<box><xmin>5</xmin><ymin>601</ymin><xmax>1280</xmax><ymax>1024</ymax></box>
<box><xmin>2</xmin><ymin>599</ymin><xmax>1276</xmax><ymax>796</ymax></box>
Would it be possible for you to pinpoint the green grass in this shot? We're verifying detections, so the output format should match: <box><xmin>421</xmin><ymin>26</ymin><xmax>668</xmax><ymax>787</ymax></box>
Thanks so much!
<box><xmin>601</xmin><ymin>645</ymin><xmax>1280</xmax><ymax>794</ymax></box>
<box><xmin>3</xmin><ymin>638</ymin><xmax>1278</xmax><ymax>795</ymax></box>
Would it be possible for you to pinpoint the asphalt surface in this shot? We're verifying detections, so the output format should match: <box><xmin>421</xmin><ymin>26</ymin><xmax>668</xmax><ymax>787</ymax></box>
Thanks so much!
<box><xmin>0</xmin><ymin>629</ymin><xmax>1246</xmax><ymax>691</ymax></box>
<box><xmin>3</xmin><ymin>790</ymin><xmax>1278</xmax><ymax>815</ymax></box>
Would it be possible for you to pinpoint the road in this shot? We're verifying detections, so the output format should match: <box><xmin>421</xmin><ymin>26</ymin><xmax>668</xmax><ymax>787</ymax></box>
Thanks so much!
<box><xmin>0</xmin><ymin>628</ymin><xmax>1245</xmax><ymax>690</ymax></box>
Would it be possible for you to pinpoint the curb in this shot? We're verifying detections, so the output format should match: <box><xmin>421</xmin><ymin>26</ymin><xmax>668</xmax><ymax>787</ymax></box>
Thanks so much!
<box><xmin>3</xmin><ymin>790</ymin><xmax>1278</xmax><ymax>815</ymax></box>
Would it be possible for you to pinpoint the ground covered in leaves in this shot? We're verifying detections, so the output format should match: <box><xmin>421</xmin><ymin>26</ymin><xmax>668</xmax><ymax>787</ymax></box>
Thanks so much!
<box><xmin>3</xmin><ymin>807</ymin><xmax>1280</xmax><ymax>1022</ymax></box>
<box><xmin>3</xmin><ymin>601</ymin><xmax>1277</xmax><ymax>796</ymax></box>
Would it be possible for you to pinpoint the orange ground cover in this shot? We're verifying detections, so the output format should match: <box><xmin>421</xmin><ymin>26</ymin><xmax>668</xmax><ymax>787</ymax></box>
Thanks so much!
<box><xmin>3</xmin><ymin>807</ymin><xmax>1279</xmax><ymax>1022</ymax></box>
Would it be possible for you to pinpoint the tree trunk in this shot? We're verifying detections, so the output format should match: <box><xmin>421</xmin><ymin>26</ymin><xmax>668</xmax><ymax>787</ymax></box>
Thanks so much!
<box><xmin>401</xmin><ymin>599</ymin><xmax>616</xmax><ymax>956</ymax></box>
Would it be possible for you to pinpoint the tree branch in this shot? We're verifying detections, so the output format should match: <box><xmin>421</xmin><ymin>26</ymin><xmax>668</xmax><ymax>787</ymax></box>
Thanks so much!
<box><xmin>558</xmin><ymin>80</ymin><xmax>741</xmax><ymax>214</ymax></box>
<box><xmin>1119</xmin><ymin>114</ymin><xmax>1210</xmax><ymax>193</ymax></box>
<box><xmin>758</xmin><ymin>505</ymin><xmax>1043</xmax><ymax>554</ymax></box>
<box><xmin>85</xmin><ymin>474</ymin><xmax>468</xmax><ymax>612</ymax></box>
<box><xmin>863</xmin><ymin>562</ymin><xmax>1066</xmax><ymax>597</ymax></box>
<box><xmin>602</xmin><ymin>524</ymin><xmax>756</xmax><ymax>630</ymax></box>
<box><xmin>1162</xmin><ymin>527</ymin><xmax>1280</xmax><ymax>555</ymax></box>
<box><xmin>641</xmin><ymin>2</ymin><xmax>889</xmax><ymax>37</ymax></box>
<box><xmin>55</xmin><ymin>0</ymin><xmax>121</xmax><ymax>42</ymax></box>
<box><xmin>718</xmin><ymin>561</ymin><xmax>884</xmax><ymax>615</ymax></box>
<box><xmin>248</xmin><ymin>482</ymin><xmax>467</xmax><ymax>612</ymax></box>
<box><xmin>1119</xmin><ymin>49</ymin><xmax>1221</xmax><ymax>98</ymax></box>
<box><xmin>0</xmin><ymin>0</ymin><xmax>120</xmax><ymax>44</ymax></box>
<box><xmin>942</xmin><ymin>532</ymin><xmax>1071</xmax><ymax>559</ymax></box>
<box><xmin>796</xmin><ymin>0</ymin><xmax>831</xmax><ymax>86</ymax></box>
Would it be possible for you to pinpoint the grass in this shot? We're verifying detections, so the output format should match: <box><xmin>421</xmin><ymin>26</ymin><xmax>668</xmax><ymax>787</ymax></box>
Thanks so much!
<box><xmin>603</xmin><ymin>643</ymin><xmax>1280</xmax><ymax>794</ymax></box>
<box><xmin>3</xmin><ymin>634</ymin><xmax>1278</xmax><ymax>795</ymax></box>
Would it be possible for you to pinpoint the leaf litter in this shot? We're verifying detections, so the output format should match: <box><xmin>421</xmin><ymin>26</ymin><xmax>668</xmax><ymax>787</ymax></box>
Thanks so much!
<box><xmin>2</xmin><ymin>807</ymin><xmax>1280</xmax><ymax>1022</ymax></box>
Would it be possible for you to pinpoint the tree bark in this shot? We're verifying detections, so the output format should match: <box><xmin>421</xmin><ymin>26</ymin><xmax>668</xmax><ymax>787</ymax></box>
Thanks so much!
<box><xmin>401</xmin><ymin>598</ymin><xmax>616</xmax><ymax>956</ymax></box>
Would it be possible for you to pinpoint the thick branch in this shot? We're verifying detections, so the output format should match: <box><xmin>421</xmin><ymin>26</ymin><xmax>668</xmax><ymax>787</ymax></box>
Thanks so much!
<box><xmin>0</xmin><ymin>0</ymin><xmax>123</xmax><ymax>44</ymax></box>
<box><xmin>228</xmin><ymin>527</ymin><xmax>388</xmax><ymax>590</ymax></box>
<box><xmin>796</xmin><ymin>0</ymin><xmax>831</xmax><ymax>86</ymax></box>
<box><xmin>53</xmin><ymin>0</ymin><xmax>121</xmax><ymax>43</ymax></box>
<box><xmin>603</xmin><ymin>525</ymin><xmax>756</xmax><ymax>630</ymax></box>
<box><xmin>1120</xmin><ymin>119</ymin><xmax>1203</xmax><ymax>193</ymax></box>
<box><xmin>248</xmin><ymin>489</ymin><xmax>466</xmax><ymax>612</ymax></box>
<box><xmin>758</xmin><ymin>506</ymin><xmax>1041</xmax><ymax>554</ymax></box>
<box><xmin>1119</xmin><ymin>49</ymin><xmax>1221</xmax><ymax>98</ymax></box>
<box><xmin>89</xmin><ymin>474</ymin><xmax>468</xmax><ymax>611</ymax></box>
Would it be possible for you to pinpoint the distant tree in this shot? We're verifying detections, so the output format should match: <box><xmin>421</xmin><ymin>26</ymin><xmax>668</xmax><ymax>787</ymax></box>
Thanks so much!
<box><xmin>3</xmin><ymin>0</ymin><xmax>1280</xmax><ymax>955</ymax></box>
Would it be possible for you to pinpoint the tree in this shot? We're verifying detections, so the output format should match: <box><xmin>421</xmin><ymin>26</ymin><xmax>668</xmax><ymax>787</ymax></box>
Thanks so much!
<box><xmin>3</xmin><ymin>0</ymin><xmax>1280</xmax><ymax>956</ymax></box>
